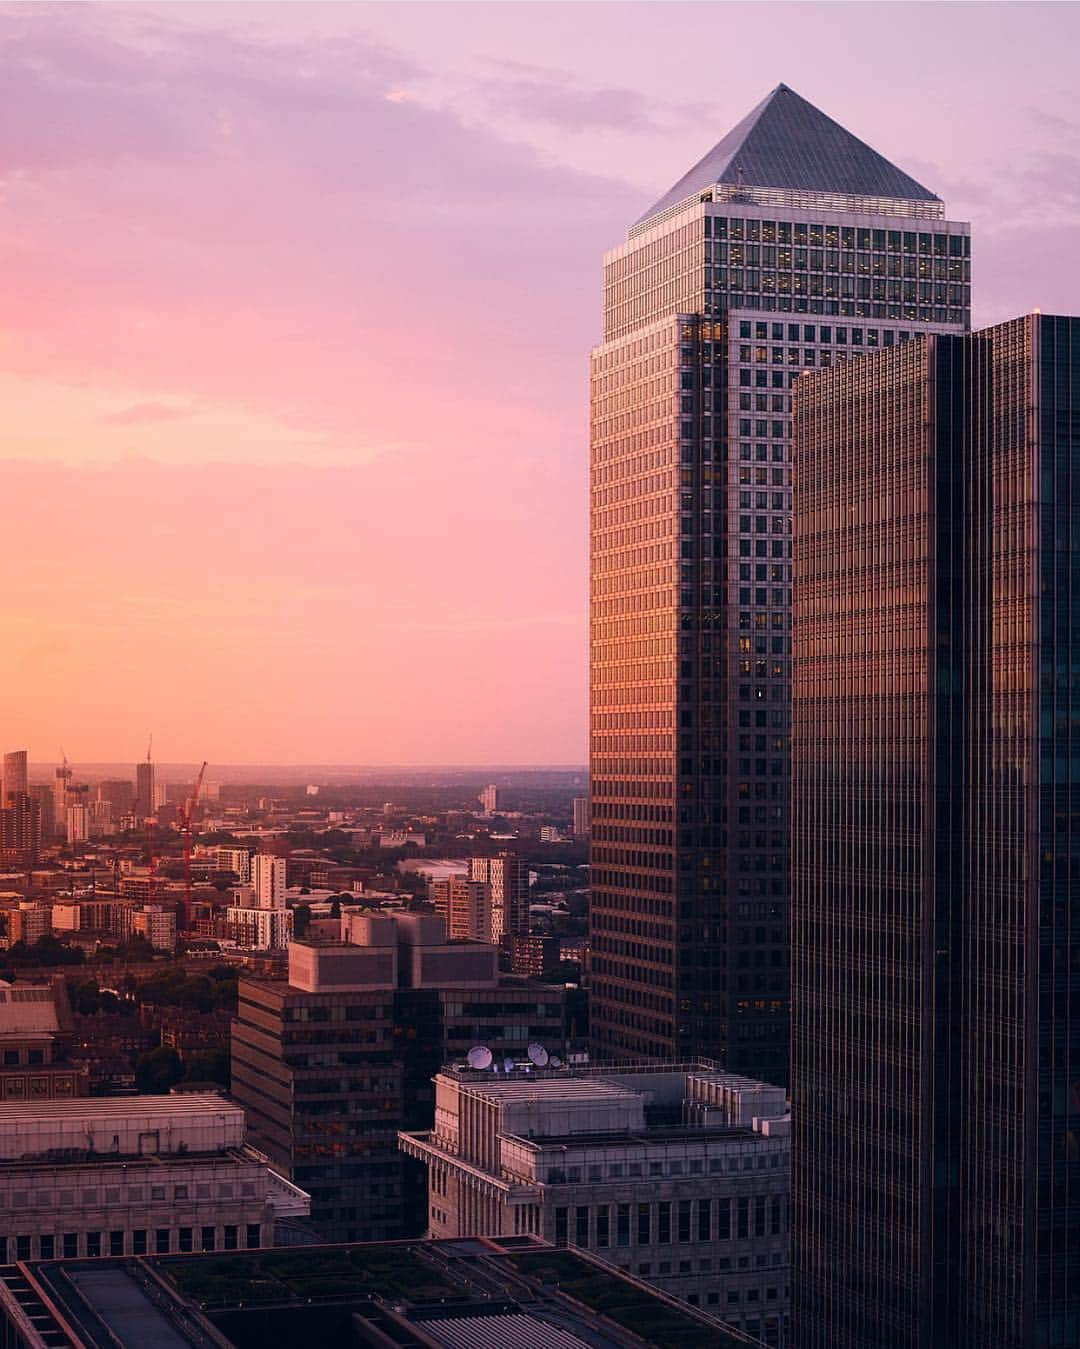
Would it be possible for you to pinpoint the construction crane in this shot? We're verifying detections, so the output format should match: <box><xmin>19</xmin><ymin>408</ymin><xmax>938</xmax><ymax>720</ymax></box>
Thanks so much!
<box><xmin>177</xmin><ymin>761</ymin><xmax>207</xmax><ymax>935</ymax></box>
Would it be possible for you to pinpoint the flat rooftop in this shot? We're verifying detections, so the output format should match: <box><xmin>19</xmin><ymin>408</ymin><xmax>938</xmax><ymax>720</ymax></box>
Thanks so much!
<box><xmin>0</xmin><ymin>985</ymin><xmax>61</xmax><ymax>1037</ymax></box>
<box><xmin>0</xmin><ymin>1092</ymin><xmax>236</xmax><ymax>1127</ymax></box>
<box><xmin>451</xmin><ymin>1076</ymin><xmax>643</xmax><ymax>1106</ymax></box>
<box><xmin>503</xmin><ymin>1124</ymin><xmax>763</xmax><ymax>1149</ymax></box>
<box><xmin>1</xmin><ymin>1241</ymin><xmax>764</xmax><ymax>1349</ymax></box>
<box><xmin>0</xmin><ymin>1093</ymin><xmax>244</xmax><ymax>1164</ymax></box>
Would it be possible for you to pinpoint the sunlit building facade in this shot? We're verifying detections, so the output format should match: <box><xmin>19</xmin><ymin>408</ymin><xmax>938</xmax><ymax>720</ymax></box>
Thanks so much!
<box><xmin>589</xmin><ymin>83</ymin><xmax>970</xmax><ymax>1077</ymax></box>
<box><xmin>791</xmin><ymin>315</ymin><xmax>1080</xmax><ymax>1348</ymax></box>
<box><xmin>2</xmin><ymin>752</ymin><xmax>27</xmax><ymax>807</ymax></box>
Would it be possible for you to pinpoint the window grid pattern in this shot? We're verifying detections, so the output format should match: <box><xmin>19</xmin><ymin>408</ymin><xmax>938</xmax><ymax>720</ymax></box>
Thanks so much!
<box><xmin>591</xmin><ymin>197</ymin><xmax>968</xmax><ymax>1076</ymax></box>
<box><xmin>791</xmin><ymin>316</ymin><xmax>1080</xmax><ymax>1348</ymax></box>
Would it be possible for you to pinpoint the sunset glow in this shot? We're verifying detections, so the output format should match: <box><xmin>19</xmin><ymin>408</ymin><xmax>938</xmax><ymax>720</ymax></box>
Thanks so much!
<box><xmin>2</xmin><ymin>1</ymin><xmax>1078</xmax><ymax>764</ymax></box>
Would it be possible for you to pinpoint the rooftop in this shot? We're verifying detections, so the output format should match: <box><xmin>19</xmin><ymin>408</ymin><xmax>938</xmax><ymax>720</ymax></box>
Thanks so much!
<box><xmin>0</xmin><ymin>1092</ymin><xmax>244</xmax><ymax>1163</ymax></box>
<box><xmin>449</xmin><ymin>1075</ymin><xmax>643</xmax><ymax>1106</ymax></box>
<box><xmin>502</xmin><ymin>1124</ymin><xmax>763</xmax><ymax>1150</ymax></box>
<box><xmin>0</xmin><ymin>984</ymin><xmax>61</xmax><ymax>1039</ymax></box>
<box><xmin>0</xmin><ymin>1091</ymin><xmax>235</xmax><ymax>1126</ymax></box>
<box><xmin>1</xmin><ymin>1240</ymin><xmax>765</xmax><ymax>1349</ymax></box>
<box><xmin>636</xmin><ymin>82</ymin><xmax>940</xmax><ymax>228</ymax></box>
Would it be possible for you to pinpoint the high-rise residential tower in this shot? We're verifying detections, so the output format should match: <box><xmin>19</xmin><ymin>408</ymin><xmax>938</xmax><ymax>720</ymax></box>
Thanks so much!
<box><xmin>135</xmin><ymin>756</ymin><xmax>155</xmax><ymax>820</ymax></box>
<box><xmin>2</xmin><ymin>751</ymin><xmax>27</xmax><ymax>806</ymax></box>
<box><xmin>469</xmin><ymin>852</ymin><xmax>528</xmax><ymax>941</ymax></box>
<box><xmin>251</xmin><ymin>853</ymin><xmax>287</xmax><ymax>909</ymax></box>
<box><xmin>791</xmin><ymin>315</ymin><xmax>1080</xmax><ymax>1348</ymax></box>
<box><xmin>0</xmin><ymin>793</ymin><xmax>41</xmax><ymax>866</ymax></box>
<box><xmin>53</xmin><ymin>759</ymin><xmax>72</xmax><ymax>831</ymax></box>
<box><xmin>589</xmin><ymin>83</ymin><xmax>970</xmax><ymax>1076</ymax></box>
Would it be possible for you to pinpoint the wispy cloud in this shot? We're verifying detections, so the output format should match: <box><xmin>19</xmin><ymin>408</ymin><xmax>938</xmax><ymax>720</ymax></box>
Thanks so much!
<box><xmin>100</xmin><ymin>401</ymin><xmax>192</xmax><ymax>426</ymax></box>
<box><xmin>475</xmin><ymin>56</ymin><xmax>713</xmax><ymax>134</ymax></box>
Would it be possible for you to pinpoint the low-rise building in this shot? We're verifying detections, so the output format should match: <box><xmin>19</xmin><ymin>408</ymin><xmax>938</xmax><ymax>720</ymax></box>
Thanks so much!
<box><xmin>226</xmin><ymin>905</ymin><xmax>292</xmax><ymax>950</ymax></box>
<box><xmin>400</xmin><ymin>1063</ymin><xmax>790</xmax><ymax>1344</ymax></box>
<box><xmin>0</xmin><ymin>900</ymin><xmax>52</xmax><ymax>948</ymax></box>
<box><xmin>215</xmin><ymin>846</ymin><xmax>252</xmax><ymax>883</ymax></box>
<box><xmin>0</xmin><ymin>1093</ymin><xmax>309</xmax><ymax>1263</ymax></box>
<box><xmin>0</xmin><ymin>1237</ymin><xmax>766</xmax><ymax>1349</ymax></box>
<box><xmin>0</xmin><ymin>978</ymin><xmax>90</xmax><ymax>1100</ymax></box>
<box><xmin>131</xmin><ymin>904</ymin><xmax>176</xmax><ymax>951</ymax></box>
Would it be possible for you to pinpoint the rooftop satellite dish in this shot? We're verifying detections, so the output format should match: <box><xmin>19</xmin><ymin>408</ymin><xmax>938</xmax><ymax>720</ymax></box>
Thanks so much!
<box><xmin>549</xmin><ymin>1054</ymin><xmax>563</xmax><ymax>1069</ymax></box>
<box><xmin>467</xmin><ymin>1045</ymin><xmax>493</xmax><ymax>1071</ymax></box>
<box><xmin>527</xmin><ymin>1043</ymin><xmax>549</xmax><ymax>1068</ymax></box>
<box><xmin>503</xmin><ymin>1057</ymin><xmax>516</xmax><ymax>1074</ymax></box>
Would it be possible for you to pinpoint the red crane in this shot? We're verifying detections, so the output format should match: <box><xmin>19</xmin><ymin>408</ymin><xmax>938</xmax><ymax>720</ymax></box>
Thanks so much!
<box><xmin>177</xmin><ymin>761</ymin><xmax>207</xmax><ymax>935</ymax></box>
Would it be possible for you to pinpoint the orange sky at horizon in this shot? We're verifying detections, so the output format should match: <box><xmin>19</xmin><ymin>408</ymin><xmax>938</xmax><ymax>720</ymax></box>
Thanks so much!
<box><xmin>1</xmin><ymin>2</ymin><xmax>1078</xmax><ymax>763</ymax></box>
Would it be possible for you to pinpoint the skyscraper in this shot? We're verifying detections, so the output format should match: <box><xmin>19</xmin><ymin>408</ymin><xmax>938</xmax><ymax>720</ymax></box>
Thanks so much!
<box><xmin>135</xmin><ymin>756</ymin><xmax>154</xmax><ymax>820</ymax></box>
<box><xmin>589</xmin><ymin>83</ymin><xmax>970</xmax><ymax>1076</ymax></box>
<box><xmin>53</xmin><ymin>759</ymin><xmax>72</xmax><ymax>831</ymax></box>
<box><xmin>2</xmin><ymin>751</ymin><xmax>27</xmax><ymax>806</ymax></box>
<box><xmin>791</xmin><ymin>315</ymin><xmax>1080</xmax><ymax>1348</ymax></box>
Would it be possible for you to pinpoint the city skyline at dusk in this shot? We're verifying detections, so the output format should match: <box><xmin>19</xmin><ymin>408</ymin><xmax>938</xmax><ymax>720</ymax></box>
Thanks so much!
<box><xmin>3</xmin><ymin>2</ymin><xmax>1079</xmax><ymax>765</ymax></box>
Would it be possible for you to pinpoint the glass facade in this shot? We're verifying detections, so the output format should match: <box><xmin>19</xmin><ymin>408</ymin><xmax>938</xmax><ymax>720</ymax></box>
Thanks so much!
<box><xmin>791</xmin><ymin>315</ymin><xmax>1080</xmax><ymax>1347</ymax></box>
<box><xmin>591</xmin><ymin>179</ymin><xmax>969</xmax><ymax>1077</ymax></box>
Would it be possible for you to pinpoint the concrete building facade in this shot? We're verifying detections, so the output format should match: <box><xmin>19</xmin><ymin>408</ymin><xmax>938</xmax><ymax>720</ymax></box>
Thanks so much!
<box><xmin>232</xmin><ymin>910</ymin><xmax>565</xmax><ymax>1244</ymax></box>
<box><xmin>401</xmin><ymin>1062</ymin><xmax>789</xmax><ymax>1344</ymax></box>
<box><xmin>469</xmin><ymin>853</ymin><xmax>528</xmax><ymax>941</ymax></box>
<box><xmin>0</xmin><ymin>1094</ymin><xmax>309</xmax><ymax>1264</ymax></box>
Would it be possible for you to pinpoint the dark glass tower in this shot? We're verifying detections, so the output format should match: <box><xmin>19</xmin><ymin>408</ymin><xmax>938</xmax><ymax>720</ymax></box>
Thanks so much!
<box><xmin>588</xmin><ymin>84</ymin><xmax>969</xmax><ymax>1078</ymax></box>
<box><xmin>791</xmin><ymin>314</ymin><xmax>1080</xmax><ymax>1347</ymax></box>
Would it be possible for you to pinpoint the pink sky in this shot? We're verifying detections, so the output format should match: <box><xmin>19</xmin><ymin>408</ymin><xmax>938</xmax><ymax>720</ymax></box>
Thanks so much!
<box><xmin>2</xmin><ymin>2</ymin><xmax>1078</xmax><ymax>765</ymax></box>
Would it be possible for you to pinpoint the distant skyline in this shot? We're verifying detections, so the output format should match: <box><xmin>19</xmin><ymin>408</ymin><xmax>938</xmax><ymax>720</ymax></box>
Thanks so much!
<box><xmin>2</xmin><ymin>2</ymin><xmax>1078</xmax><ymax>763</ymax></box>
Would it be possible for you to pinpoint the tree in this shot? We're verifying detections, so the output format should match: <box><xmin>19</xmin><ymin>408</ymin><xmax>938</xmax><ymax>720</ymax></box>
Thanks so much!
<box><xmin>135</xmin><ymin>1046</ymin><xmax>184</xmax><ymax>1094</ymax></box>
<box><xmin>112</xmin><ymin>935</ymin><xmax>157</xmax><ymax>962</ymax></box>
<box><xmin>293</xmin><ymin>903</ymin><xmax>312</xmax><ymax>938</ymax></box>
<box><xmin>182</xmin><ymin>1050</ymin><xmax>230</xmax><ymax>1089</ymax></box>
<box><xmin>1</xmin><ymin>935</ymin><xmax>85</xmax><ymax>968</ymax></box>
<box><xmin>70</xmin><ymin>978</ymin><xmax>102</xmax><ymax>1015</ymax></box>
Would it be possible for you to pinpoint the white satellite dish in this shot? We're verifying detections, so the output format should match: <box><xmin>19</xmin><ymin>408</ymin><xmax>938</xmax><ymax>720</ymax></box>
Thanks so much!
<box><xmin>527</xmin><ymin>1043</ymin><xmax>549</xmax><ymax>1068</ymax></box>
<box><xmin>503</xmin><ymin>1057</ymin><xmax>516</xmax><ymax>1074</ymax></box>
<box><xmin>549</xmin><ymin>1054</ymin><xmax>563</xmax><ymax>1069</ymax></box>
<box><xmin>467</xmin><ymin>1045</ymin><xmax>493</xmax><ymax>1071</ymax></box>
